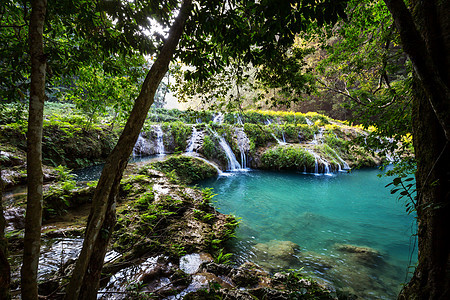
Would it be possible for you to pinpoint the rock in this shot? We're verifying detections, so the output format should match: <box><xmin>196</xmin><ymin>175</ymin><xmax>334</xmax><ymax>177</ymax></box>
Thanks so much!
<box><xmin>4</xmin><ymin>206</ymin><xmax>25</xmax><ymax>231</ymax></box>
<box><xmin>180</xmin><ymin>253</ymin><xmax>213</xmax><ymax>275</ymax></box>
<box><xmin>254</xmin><ymin>240</ymin><xmax>300</xmax><ymax>260</ymax></box>
<box><xmin>334</xmin><ymin>243</ymin><xmax>382</xmax><ymax>265</ymax></box>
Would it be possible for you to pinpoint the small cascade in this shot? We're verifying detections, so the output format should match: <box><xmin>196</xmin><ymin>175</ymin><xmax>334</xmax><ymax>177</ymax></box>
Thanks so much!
<box><xmin>236</xmin><ymin>114</ymin><xmax>244</xmax><ymax>125</ymax></box>
<box><xmin>307</xmin><ymin>149</ymin><xmax>333</xmax><ymax>175</ymax></box>
<box><xmin>282</xmin><ymin>132</ymin><xmax>286</xmax><ymax>144</ymax></box>
<box><xmin>184</xmin><ymin>153</ymin><xmax>224</xmax><ymax>175</ymax></box>
<box><xmin>305</xmin><ymin>117</ymin><xmax>314</xmax><ymax>126</ymax></box>
<box><xmin>235</xmin><ymin>128</ymin><xmax>251</xmax><ymax>169</ymax></box>
<box><xmin>155</xmin><ymin>125</ymin><xmax>165</xmax><ymax>155</ymax></box>
<box><xmin>212</xmin><ymin>113</ymin><xmax>224</xmax><ymax>124</ymax></box>
<box><xmin>186</xmin><ymin>126</ymin><xmax>200</xmax><ymax>153</ymax></box>
<box><xmin>271</xmin><ymin>133</ymin><xmax>286</xmax><ymax>145</ymax></box>
<box><xmin>311</xmin><ymin>128</ymin><xmax>324</xmax><ymax>145</ymax></box>
<box><xmin>209</xmin><ymin>128</ymin><xmax>242</xmax><ymax>171</ymax></box>
<box><xmin>329</xmin><ymin>148</ymin><xmax>351</xmax><ymax>170</ymax></box>
<box><xmin>133</xmin><ymin>133</ymin><xmax>151</xmax><ymax>157</ymax></box>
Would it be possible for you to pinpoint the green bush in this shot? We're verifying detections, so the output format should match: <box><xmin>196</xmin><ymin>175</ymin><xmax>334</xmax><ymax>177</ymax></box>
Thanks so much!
<box><xmin>243</xmin><ymin>123</ymin><xmax>275</xmax><ymax>147</ymax></box>
<box><xmin>151</xmin><ymin>155</ymin><xmax>218</xmax><ymax>184</ymax></box>
<box><xmin>261</xmin><ymin>145</ymin><xmax>315</xmax><ymax>170</ymax></box>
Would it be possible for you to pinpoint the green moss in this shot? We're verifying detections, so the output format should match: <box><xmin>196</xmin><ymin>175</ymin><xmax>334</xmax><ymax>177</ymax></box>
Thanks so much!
<box><xmin>150</xmin><ymin>155</ymin><xmax>218</xmax><ymax>184</ymax></box>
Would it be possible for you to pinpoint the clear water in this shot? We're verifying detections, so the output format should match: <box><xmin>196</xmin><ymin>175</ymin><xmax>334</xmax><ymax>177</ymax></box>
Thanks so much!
<box><xmin>199</xmin><ymin>169</ymin><xmax>417</xmax><ymax>299</ymax></box>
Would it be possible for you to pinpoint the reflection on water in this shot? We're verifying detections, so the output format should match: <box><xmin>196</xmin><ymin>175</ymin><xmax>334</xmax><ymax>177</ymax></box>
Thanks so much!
<box><xmin>199</xmin><ymin>169</ymin><xmax>417</xmax><ymax>299</ymax></box>
<box><xmin>72</xmin><ymin>155</ymin><xmax>166</xmax><ymax>181</ymax></box>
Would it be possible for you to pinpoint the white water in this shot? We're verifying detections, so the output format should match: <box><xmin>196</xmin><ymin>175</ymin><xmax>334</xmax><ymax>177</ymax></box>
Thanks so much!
<box><xmin>235</xmin><ymin>128</ymin><xmax>251</xmax><ymax>169</ymax></box>
<box><xmin>305</xmin><ymin>117</ymin><xmax>314</xmax><ymax>126</ymax></box>
<box><xmin>209</xmin><ymin>128</ymin><xmax>242</xmax><ymax>171</ymax></box>
<box><xmin>311</xmin><ymin>128</ymin><xmax>324</xmax><ymax>145</ymax></box>
<box><xmin>307</xmin><ymin>149</ymin><xmax>333</xmax><ymax>176</ymax></box>
<box><xmin>329</xmin><ymin>147</ymin><xmax>351</xmax><ymax>170</ymax></box>
<box><xmin>132</xmin><ymin>133</ymin><xmax>151</xmax><ymax>157</ymax></box>
<box><xmin>155</xmin><ymin>125</ymin><xmax>165</xmax><ymax>155</ymax></box>
<box><xmin>271</xmin><ymin>133</ymin><xmax>287</xmax><ymax>145</ymax></box>
<box><xmin>212</xmin><ymin>113</ymin><xmax>224</xmax><ymax>124</ymax></box>
<box><xmin>186</xmin><ymin>126</ymin><xmax>199</xmax><ymax>153</ymax></box>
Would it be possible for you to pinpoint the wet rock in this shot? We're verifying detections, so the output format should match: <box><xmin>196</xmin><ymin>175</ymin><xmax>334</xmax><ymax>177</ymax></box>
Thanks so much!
<box><xmin>254</xmin><ymin>240</ymin><xmax>300</xmax><ymax>260</ymax></box>
<box><xmin>229</xmin><ymin>262</ymin><xmax>269</xmax><ymax>287</ymax></box>
<box><xmin>38</xmin><ymin>279</ymin><xmax>59</xmax><ymax>296</ymax></box>
<box><xmin>334</xmin><ymin>243</ymin><xmax>382</xmax><ymax>265</ymax></box>
<box><xmin>180</xmin><ymin>253</ymin><xmax>213</xmax><ymax>275</ymax></box>
<box><xmin>203</xmin><ymin>262</ymin><xmax>233</xmax><ymax>276</ymax></box>
<box><xmin>4</xmin><ymin>206</ymin><xmax>25</xmax><ymax>231</ymax></box>
<box><xmin>0</xmin><ymin>150</ymin><xmax>24</xmax><ymax>167</ymax></box>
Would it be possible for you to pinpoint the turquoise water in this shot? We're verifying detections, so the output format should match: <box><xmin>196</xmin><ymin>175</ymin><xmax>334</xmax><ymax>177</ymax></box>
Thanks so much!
<box><xmin>200</xmin><ymin>169</ymin><xmax>417</xmax><ymax>299</ymax></box>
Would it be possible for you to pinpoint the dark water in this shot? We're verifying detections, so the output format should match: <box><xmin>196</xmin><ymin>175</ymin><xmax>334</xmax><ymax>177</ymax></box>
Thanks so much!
<box><xmin>200</xmin><ymin>169</ymin><xmax>417</xmax><ymax>299</ymax></box>
<box><xmin>72</xmin><ymin>155</ymin><xmax>166</xmax><ymax>181</ymax></box>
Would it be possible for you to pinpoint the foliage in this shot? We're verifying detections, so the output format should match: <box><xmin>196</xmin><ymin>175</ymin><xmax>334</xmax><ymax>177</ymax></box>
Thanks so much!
<box><xmin>261</xmin><ymin>145</ymin><xmax>316</xmax><ymax>170</ymax></box>
<box><xmin>58</xmin><ymin>65</ymin><xmax>142</xmax><ymax>129</ymax></box>
<box><xmin>150</xmin><ymin>155</ymin><xmax>218</xmax><ymax>184</ymax></box>
<box><xmin>310</xmin><ymin>0</ymin><xmax>413</xmax><ymax>172</ymax></box>
<box><xmin>386</xmin><ymin>175</ymin><xmax>417</xmax><ymax>215</ymax></box>
<box><xmin>213</xmin><ymin>248</ymin><xmax>233</xmax><ymax>264</ymax></box>
<box><xmin>165</xmin><ymin>121</ymin><xmax>192</xmax><ymax>152</ymax></box>
<box><xmin>243</xmin><ymin>123</ymin><xmax>275</xmax><ymax>148</ymax></box>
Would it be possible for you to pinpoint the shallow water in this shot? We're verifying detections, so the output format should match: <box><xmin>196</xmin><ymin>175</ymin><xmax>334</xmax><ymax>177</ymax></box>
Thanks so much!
<box><xmin>199</xmin><ymin>168</ymin><xmax>417</xmax><ymax>299</ymax></box>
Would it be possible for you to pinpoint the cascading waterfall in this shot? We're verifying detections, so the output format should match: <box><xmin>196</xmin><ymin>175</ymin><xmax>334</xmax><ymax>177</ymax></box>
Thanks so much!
<box><xmin>155</xmin><ymin>125</ymin><xmax>165</xmax><ymax>155</ymax></box>
<box><xmin>212</xmin><ymin>113</ymin><xmax>224</xmax><ymax>124</ymax></box>
<box><xmin>311</xmin><ymin>128</ymin><xmax>324</xmax><ymax>145</ymax></box>
<box><xmin>329</xmin><ymin>148</ymin><xmax>351</xmax><ymax>171</ymax></box>
<box><xmin>133</xmin><ymin>132</ymin><xmax>151</xmax><ymax>157</ymax></box>
<box><xmin>307</xmin><ymin>149</ymin><xmax>332</xmax><ymax>175</ymax></box>
<box><xmin>209</xmin><ymin>127</ymin><xmax>242</xmax><ymax>171</ymax></box>
<box><xmin>186</xmin><ymin>126</ymin><xmax>199</xmax><ymax>153</ymax></box>
<box><xmin>271</xmin><ymin>132</ymin><xmax>287</xmax><ymax>145</ymax></box>
<box><xmin>305</xmin><ymin>117</ymin><xmax>314</xmax><ymax>126</ymax></box>
<box><xmin>235</xmin><ymin>128</ymin><xmax>251</xmax><ymax>169</ymax></box>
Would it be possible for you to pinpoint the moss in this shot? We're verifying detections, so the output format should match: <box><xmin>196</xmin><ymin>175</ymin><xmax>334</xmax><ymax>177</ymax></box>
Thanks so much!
<box><xmin>150</xmin><ymin>155</ymin><xmax>218</xmax><ymax>184</ymax></box>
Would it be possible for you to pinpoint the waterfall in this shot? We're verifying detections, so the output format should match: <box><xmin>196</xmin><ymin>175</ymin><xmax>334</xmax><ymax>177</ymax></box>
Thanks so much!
<box><xmin>307</xmin><ymin>149</ymin><xmax>332</xmax><ymax>175</ymax></box>
<box><xmin>311</xmin><ymin>128</ymin><xmax>324</xmax><ymax>145</ymax></box>
<box><xmin>186</xmin><ymin>126</ymin><xmax>199</xmax><ymax>153</ymax></box>
<box><xmin>155</xmin><ymin>125</ymin><xmax>165</xmax><ymax>155</ymax></box>
<box><xmin>209</xmin><ymin>128</ymin><xmax>242</xmax><ymax>171</ymax></box>
<box><xmin>133</xmin><ymin>133</ymin><xmax>151</xmax><ymax>157</ymax></box>
<box><xmin>305</xmin><ymin>117</ymin><xmax>314</xmax><ymax>126</ymax></box>
<box><xmin>184</xmin><ymin>153</ymin><xmax>223</xmax><ymax>176</ymax></box>
<box><xmin>329</xmin><ymin>148</ymin><xmax>351</xmax><ymax>170</ymax></box>
<box><xmin>235</xmin><ymin>127</ymin><xmax>251</xmax><ymax>169</ymax></box>
<box><xmin>212</xmin><ymin>113</ymin><xmax>224</xmax><ymax>124</ymax></box>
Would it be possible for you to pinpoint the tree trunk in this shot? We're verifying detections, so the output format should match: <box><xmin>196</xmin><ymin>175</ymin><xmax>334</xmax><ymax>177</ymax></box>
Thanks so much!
<box><xmin>0</xmin><ymin>172</ymin><xmax>11</xmax><ymax>299</ymax></box>
<box><xmin>383</xmin><ymin>0</ymin><xmax>450</xmax><ymax>298</ymax></box>
<box><xmin>21</xmin><ymin>0</ymin><xmax>47</xmax><ymax>299</ymax></box>
<box><xmin>64</xmin><ymin>1</ymin><xmax>192</xmax><ymax>299</ymax></box>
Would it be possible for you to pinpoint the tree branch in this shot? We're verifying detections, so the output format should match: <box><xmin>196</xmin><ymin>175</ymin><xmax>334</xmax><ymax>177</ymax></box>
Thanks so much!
<box><xmin>384</xmin><ymin>0</ymin><xmax>450</xmax><ymax>141</ymax></box>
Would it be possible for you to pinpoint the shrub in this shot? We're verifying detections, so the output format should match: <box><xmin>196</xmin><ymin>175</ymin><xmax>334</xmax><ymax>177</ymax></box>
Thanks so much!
<box><xmin>151</xmin><ymin>155</ymin><xmax>218</xmax><ymax>184</ymax></box>
<box><xmin>261</xmin><ymin>145</ymin><xmax>315</xmax><ymax>170</ymax></box>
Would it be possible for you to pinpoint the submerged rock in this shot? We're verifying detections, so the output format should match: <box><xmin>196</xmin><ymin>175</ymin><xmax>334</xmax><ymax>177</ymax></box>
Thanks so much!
<box><xmin>254</xmin><ymin>240</ymin><xmax>300</xmax><ymax>259</ymax></box>
<box><xmin>334</xmin><ymin>243</ymin><xmax>382</xmax><ymax>265</ymax></box>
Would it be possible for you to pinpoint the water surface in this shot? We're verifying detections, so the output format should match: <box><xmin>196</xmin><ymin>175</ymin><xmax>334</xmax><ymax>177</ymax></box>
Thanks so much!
<box><xmin>200</xmin><ymin>169</ymin><xmax>417</xmax><ymax>299</ymax></box>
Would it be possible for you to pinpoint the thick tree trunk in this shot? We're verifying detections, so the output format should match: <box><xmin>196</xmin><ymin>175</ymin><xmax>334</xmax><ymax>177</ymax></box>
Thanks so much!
<box><xmin>383</xmin><ymin>0</ymin><xmax>450</xmax><ymax>299</ymax></box>
<box><xmin>21</xmin><ymin>0</ymin><xmax>47</xmax><ymax>299</ymax></box>
<box><xmin>64</xmin><ymin>1</ymin><xmax>192</xmax><ymax>299</ymax></box>
<box><xmin>0</xmin><ymin>174</ymin><xmax>11</xmax><ymax>299</ymax></box>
